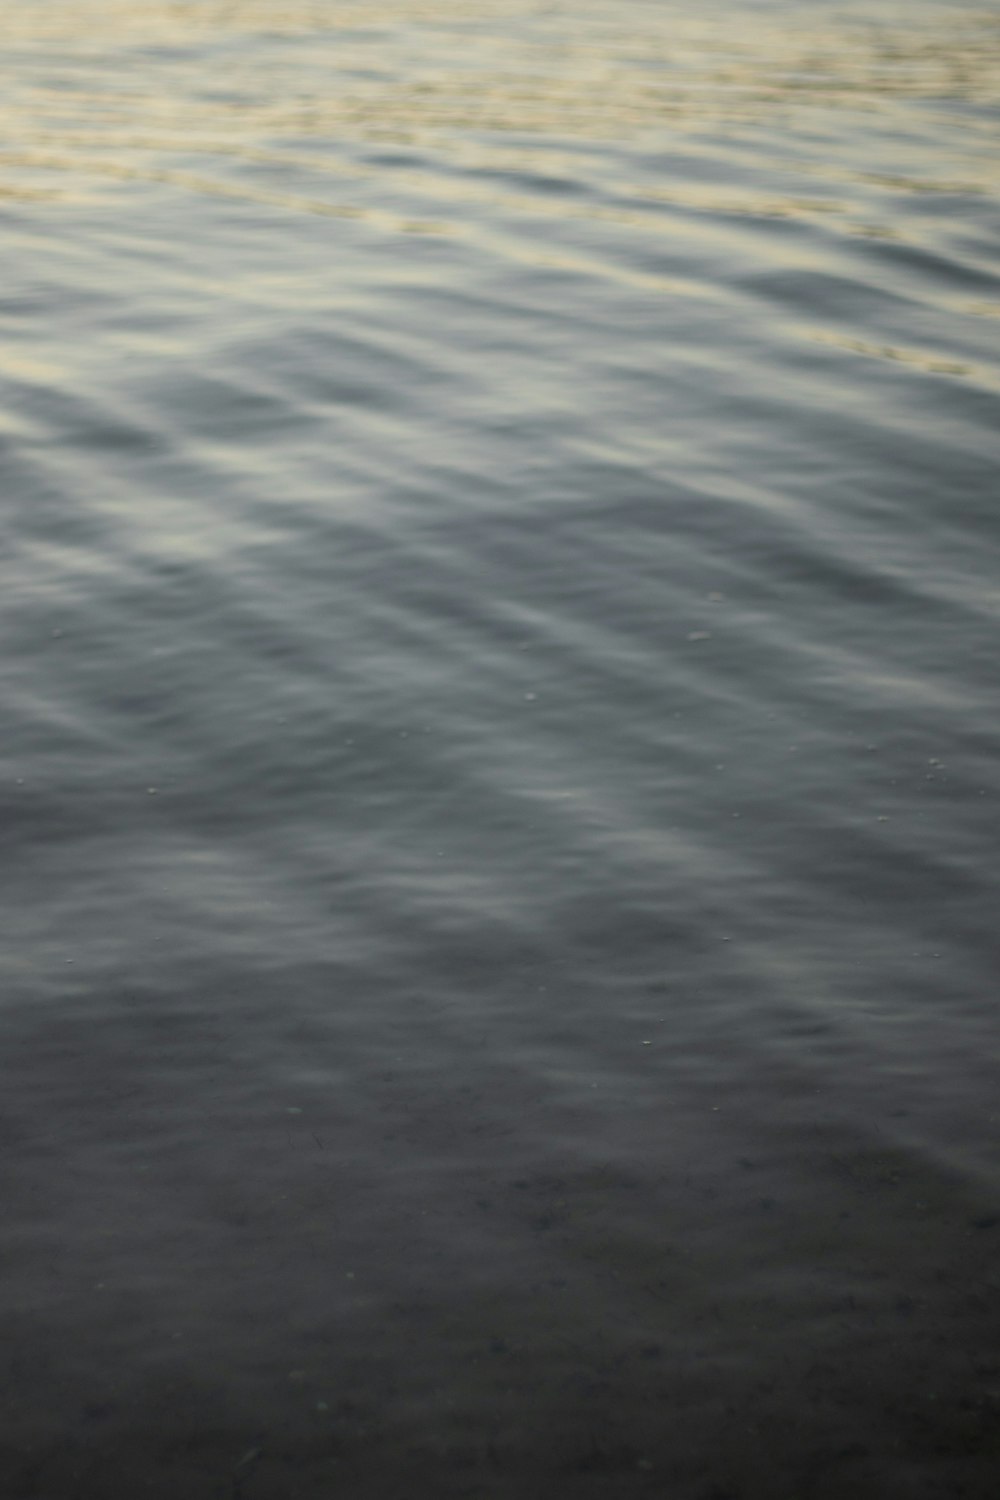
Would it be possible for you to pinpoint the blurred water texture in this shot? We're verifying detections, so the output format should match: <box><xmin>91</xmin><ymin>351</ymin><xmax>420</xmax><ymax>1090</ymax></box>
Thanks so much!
<box><xmin>1</xmin><ymin>2</ymin><xmax>999</xmax><ymax>1495</ymax></box>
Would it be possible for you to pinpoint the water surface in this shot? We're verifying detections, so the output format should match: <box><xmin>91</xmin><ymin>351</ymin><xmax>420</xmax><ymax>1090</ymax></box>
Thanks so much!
<box><xmin>2</xmin><ymin>1</ymin><xmax>1000</xmax><ymax>1495</ymax></box>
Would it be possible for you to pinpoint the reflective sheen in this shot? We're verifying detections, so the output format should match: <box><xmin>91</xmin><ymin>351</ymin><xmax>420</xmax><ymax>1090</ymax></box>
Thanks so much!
<box><xmin>2</xmin><ymin>2</ymin><xmax>999</xmax><ymax>1497</ymax></box>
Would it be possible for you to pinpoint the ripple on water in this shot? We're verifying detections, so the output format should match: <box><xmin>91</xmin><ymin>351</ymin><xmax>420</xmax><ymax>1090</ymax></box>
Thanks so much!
<box><xmin>2</xmin><ymin>1</ymin><xmax>1000</xmax><ymax>1496</ymax></box>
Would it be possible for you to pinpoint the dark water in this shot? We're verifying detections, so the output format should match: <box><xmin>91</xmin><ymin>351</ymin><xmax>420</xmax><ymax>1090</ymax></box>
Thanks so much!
<box><xmin>2</xmin><ymin>1</ymin><xmax>1000</xmax><ymax>1494</ymax></box>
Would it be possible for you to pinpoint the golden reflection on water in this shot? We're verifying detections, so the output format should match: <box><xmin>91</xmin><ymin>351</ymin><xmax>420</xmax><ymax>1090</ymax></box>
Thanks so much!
<box><xmin>3</xmin><ymin>0</ymin><xmax>998</xmax><ymax>164</ymax></box>
<box><xmin>807</xmin><ymin>330</ymin><xmax>1000</xmax><ymax>390</ymax></box>
<box><xmin>2</xmin><ymin>0</ymin><xmax>999</xmax><ymax>375</ymax></box>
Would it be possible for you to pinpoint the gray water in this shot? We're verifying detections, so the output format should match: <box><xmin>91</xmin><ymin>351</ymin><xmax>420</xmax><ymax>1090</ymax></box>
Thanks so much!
<box><xmin>2</xmin><ymin>2</ymin><xmax>1000</xmax><ymax>1495</ymax></box>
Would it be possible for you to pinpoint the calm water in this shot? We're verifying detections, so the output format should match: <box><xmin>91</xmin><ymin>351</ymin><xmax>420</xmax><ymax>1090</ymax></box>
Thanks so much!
<box><xmin>2</xmin><ymin>1</ymin><xmax>1000</xmax><ymax>1495</ymax></box>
